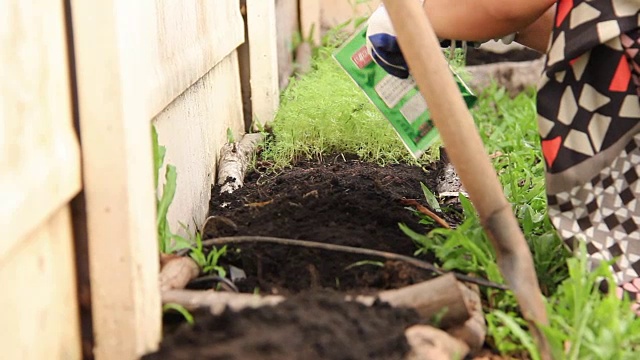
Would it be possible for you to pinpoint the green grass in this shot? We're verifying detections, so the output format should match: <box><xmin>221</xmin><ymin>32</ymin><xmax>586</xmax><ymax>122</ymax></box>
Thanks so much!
<box><xmin>259</xmin><ymin>52</ymin><xmax>440</xmax><ymax>170</ymax></box>
<box><xmin>402</xmin><ymin>84</ymin><xmax>640</xmax><ymax>358</ymax></box>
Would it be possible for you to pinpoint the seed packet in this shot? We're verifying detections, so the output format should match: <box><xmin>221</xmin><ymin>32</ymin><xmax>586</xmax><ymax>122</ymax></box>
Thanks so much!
<box><xmin>333</xmin><ymin>25</ymin><xmax>477</xmax><ymax>159</ymax></box>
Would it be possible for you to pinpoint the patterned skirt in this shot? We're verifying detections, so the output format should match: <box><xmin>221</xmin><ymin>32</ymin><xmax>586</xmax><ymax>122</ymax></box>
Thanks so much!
<box><xmin>537</xmin><ymin>0</ymin><xmax>640</xmax><ymax>306</ymax></box>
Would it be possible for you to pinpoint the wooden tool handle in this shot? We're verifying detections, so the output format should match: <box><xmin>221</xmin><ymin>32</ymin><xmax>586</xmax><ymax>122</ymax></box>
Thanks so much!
<box><xmin>379</xmin><ymin>1</ymin><xmax>550</xmax><ymax>358</ymax></box>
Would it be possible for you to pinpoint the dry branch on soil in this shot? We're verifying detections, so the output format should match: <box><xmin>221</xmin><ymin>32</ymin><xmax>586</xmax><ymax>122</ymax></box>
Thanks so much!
<box><xmin>163</xmin><ymin>275</ymin><xmax>478</xmax><ymax>329</ymax></box>
<box><xmin>352</xmin><ymin>273</ymin><xmax>473</xmax><ymax>327</ymax></box>
<box><xmin>217</xmin><ymin>133</ymin><xmax>263</xmax><ymax>194</ymax></box>
<box><xmin>400</xmin><ymin>198</ymin><xmax>450</xmax><ymax>229</ymax></box>
<box><xmin>163</xmin><ymin>276</ymin><xmax>483</xmax><ymax>359</ymax></box>
<box><xmin>159</xmin><ymin>256</ymin><xmax>200</xmax><ymax>292</ymax></box>
<box><xmin>195</xmin><ymin>235</ymin><xmax>508</xmax><ymax>290</ymax></box>
<box><xmin>446</xmin><ymin>283</ymin><xmax>486</xmax><ymax>355</ymax></box>
<box><xmin>404</xmin><ymin>325</ymin><xmax>470</xmax><ymax>360</ymax></box>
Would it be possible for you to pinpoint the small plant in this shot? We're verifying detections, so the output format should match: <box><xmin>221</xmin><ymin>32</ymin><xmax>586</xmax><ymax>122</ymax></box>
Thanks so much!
<box><xmin>188</xmin><ymin>230</ymin><xmax>228</xmax><ymax>278</ymax></box>
<box><xmin>260</xmin><ymin>53</ymin><xmax>438</xmax><ymax>170</ymax></box>
<box><xmin>162</xmin><ymin>303</ymin><xmax>194</xmax><ymax>325</ymax></box>
<box><xmin>152</xmin><ymin>125</ymin><xmax>191</xmax><ymax>253</ymax></box>
<box><xmin>487</xmin><ymin>244</ymin><xmax>640</xmax><ymax>360</ymax></box>
<box><xmin>399</xmin><ymin>85</ymin><xmax>572</xmax><ymax>356</ymax></box>
<box><xmin>226</xmin><ymin>127</ymin><xmax>236</xmax><ymax>144</ymax></box>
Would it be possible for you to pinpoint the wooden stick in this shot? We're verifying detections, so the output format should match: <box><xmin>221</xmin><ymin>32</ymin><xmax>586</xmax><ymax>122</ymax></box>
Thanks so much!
<box><xmin>446</xmin><ymin>283</ymin><xmax>486</xmax><ymax>354</ymax></box>
<box><xmin>379</xmin><ymin>1</ymin><xmax>550</xmax><ymax>358</ymax></box>
<box><xmin>196</xmin><ymin>235</ymin><xmax>508</xmax><ymax>290</ymax></box>
<box><xmin>159</xmin><ymin>256</ymin><xmax>200</xmax><ymax>292</ymax></box>
<box><xmin>163</xmin><ymin>274</ymin><xmax>474</xmax><ymax>327</ymax></box>
<box><xmin>404</xmin><ymin>325</ymin><xmax>469</xmax><ymax>360</ymax></box>
<box><xmin>217</xmin><ymin>133</ymin><xmax>263</xmax><ymax>194</ymax></box>
<box><xmin>400</xmin><ymin>198</ymin><xmax>450</xmax><ymax>228</ymax></box>
<box><xmin>355</xmin><ymin>273</ymin><xmax>472</xmax><ymax>328</ymax></box>
<box><xmin>162</xmin><ymin>290</ymin><xmax>286</xmax><ymax>314</ymax></box>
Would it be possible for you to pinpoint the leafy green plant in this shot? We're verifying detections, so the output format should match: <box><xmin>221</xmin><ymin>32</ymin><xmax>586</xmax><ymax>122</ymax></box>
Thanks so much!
<box><xmin>188</xmin><ymin>230</ymin><xmax>227</xmax><ymax>278</ymax></box>
<box><xmin>152</xmin><ymin>125</ymin><xmax>191</xmax><ymax>253</ymax></box>
<box><xmin>399</xmin><ymin>84</ymin><xmax>572</xmax><ymax>355</ymax></box>
<box><xmin>542</xmin><ymin>244</ymin><xmax>640</xmax><ymax>360</ymax></box>
<box><xmin>260</xmin><ymin>53</ymin><xmax>438</xmax><ymax>170</ymax></box>
<box><xmin>487</xmin><ymin>244</ymin><xmax>640</xmax><ymax>360</ymax></box>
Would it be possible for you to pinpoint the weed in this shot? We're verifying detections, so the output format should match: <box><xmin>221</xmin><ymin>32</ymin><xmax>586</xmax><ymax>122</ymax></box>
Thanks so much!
<box><xmin>487</xmin><ymin>244</ymin><xmax>640</xmax><ymax>360</ymax></box>
<box><xmin>152</xmin><ymin>125</ymin><xmax>191</xmax><ymax>253</ymax></box>
<box><xmin>162</xmin><ymin>303</ymin><xmax>194</xmax><ymax>325</ymax></box>
<box><xmin>260</xmin><ymin>53</ymin><xmax>438</xmax><ymax>170</ymax></box>
<box><xmin>226</xmin><ymin>127</ymin><xmax>236</xmax><ymax>144</ymax></box>
<box><xmin>188</xmin><ymin>230</ymin><xmax>227</xmax><ymax>278</ymax></box>
<box><xmin>399</xmin><ymin>83</ymin><xmax>640</xmax><ymax>358</ymax></box>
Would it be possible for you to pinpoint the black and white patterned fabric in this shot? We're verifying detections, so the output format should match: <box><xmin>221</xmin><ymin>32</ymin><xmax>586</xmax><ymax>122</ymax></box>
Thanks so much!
<box><xmin>538</xmin><ymin>0</ymin><xmax>640</xmax><ymax>306</ymax></box>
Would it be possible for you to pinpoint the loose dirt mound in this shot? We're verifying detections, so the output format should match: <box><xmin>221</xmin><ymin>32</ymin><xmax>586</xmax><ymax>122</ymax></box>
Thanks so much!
<box><xmin>205</xmin><ymin>157</ymin><xmax>457</xmax><ymax>295</ymax></box>
<box><xmin>148</xmin><ymin>156</ymin><xmax>461</xmax><ymax>359</ymax></box>
<box><xmin>144</xmin><ymin>291</ymin><xmax>420</xmax><ymax>360</ymax></box>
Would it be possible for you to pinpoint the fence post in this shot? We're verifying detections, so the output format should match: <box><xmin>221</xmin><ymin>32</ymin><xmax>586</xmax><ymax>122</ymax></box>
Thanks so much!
<box><xmin>70</xmin><ymin>1</ymin><xmax>161</xmax><ymax>358</ymax></box>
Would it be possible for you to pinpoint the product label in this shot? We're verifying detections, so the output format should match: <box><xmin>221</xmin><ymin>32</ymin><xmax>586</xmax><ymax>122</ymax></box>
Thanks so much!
<box><xmin>333</xmin><ymin>25</ymin><xmax>477</xmax><ymax>159</ymax></box>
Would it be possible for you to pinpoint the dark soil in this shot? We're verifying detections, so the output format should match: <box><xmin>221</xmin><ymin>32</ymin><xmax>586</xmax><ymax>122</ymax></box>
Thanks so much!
<box><xmin>148</xmin><ymin>156</ymin><xmax>463</xmax><ymax>359</ymax></box>
<box><xmin>145</xmin><ymin>291</ymin><xmax>421</xmax><ymax>360</ymax></box>
<box><xmin>204</xmin><ymin>156</ymin><xmax>459</xmax><ymax>295</ymax></box>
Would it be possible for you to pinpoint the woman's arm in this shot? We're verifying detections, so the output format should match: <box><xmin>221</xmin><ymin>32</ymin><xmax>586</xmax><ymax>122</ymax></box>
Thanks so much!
<box><xmin>423</xmin><ymin>0</ymin><xmax>556</xmax><ymax>44</ymax></box>
<box><xmin>514</xmin><ymin>5</ymin><xmax>555</xmax><ymax>53</ymax></box>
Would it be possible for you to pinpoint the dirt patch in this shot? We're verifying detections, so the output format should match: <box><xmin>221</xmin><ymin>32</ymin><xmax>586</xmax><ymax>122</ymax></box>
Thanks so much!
<box><xmin>149</xmin><ymin>156</ymin><xmax>467</xmax><ymax>359</ymax></box>
<box><xmin>204</xmin><ymin>156</ymin><xmax>459</xmax><ymax>295</ymax></box>
<box><xmin>145</xmin><ymin>291</ymin><xmax>420</xmax><ymax>360</ymax></box>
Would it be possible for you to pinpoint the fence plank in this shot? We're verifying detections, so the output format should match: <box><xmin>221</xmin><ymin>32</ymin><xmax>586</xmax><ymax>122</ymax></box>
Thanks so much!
<box><xmin>0</xmin><ymin>0</ymin><xmax>82</xmax><ymax>258</ymax></box>
<box><xmin>153</xmin><ymin>51</ymin><xmax>245</xmax><ymax>236</ymax></box>
<box><xmin>299</xmin><ymin>0</ymin><xmax>321</xmax><ymax>45</ymax></box>
<box><xmin>0</xmin><ymin>207</ymin><xmax>82</xmax><ymax>360</ymax></box>
<box><xmin>1</xmin><ymin>2</ymin><xmax>82</xmax><ymax>357</ymax></box>
<box><xmin>246</xmin><ymin>0</ymin><xmax>280</xmax><ymax>127</ymax></box>
<box><xmin>320</xmin><ymin>0</ymin><xmax>380</xmax><ymax>33</ymax></box>
<box><xmin>275</xmin><ymin>0</ymin><xmax>299</xmax><ymax>90</ymax></box>
<box><xmin>148</xmin><ymin>0</ymin><xmax>245</xmax><ymax>118</ymax></box>
<box><xmin>70</xmin><ymin>1</ymin><xmax>161</xmax><ymax>359</ymax></box>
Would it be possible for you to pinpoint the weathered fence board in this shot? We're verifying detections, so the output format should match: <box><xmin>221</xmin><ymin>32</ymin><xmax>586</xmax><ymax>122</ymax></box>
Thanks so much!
<box><xmin>71</xmin><ymin>0</ymin><xmax>161</xmax><ymax>358</ymax></box>
<box><xmin>0</xmin><ymin>0</ymin><xmax>82</xmax><ymax>257</ymax></box>
<box><xmin>1</xmin><ymin>207</ymin><xmax>82</xmax><ymax>360</ymax></box>
<box><xmin>275</xmin><ymin>0</ymin><xmax>299</xmax><ymax>89</ymax></box>
<box><xmin>1</xmin><ymin>0</ymin><xmax>82</xmax><ymax>358</ymax></box>
<box><xmin>148</xmin><ymin>0</ymin><xmax>245</xmax><ymax>118</ymax></box>
<box><xmin>300</xmin><ymin>0</ymin><xmax>322</xmax><ymax>45</ymax></box>
<box><xmin>320</xmin><ymin>0</ymin><xmax>381</xmax><ymax>33</ymax></box>
<box><xmin>153</xmin><ymin>51</ymin><xmax>245</xmax><ymax>234</ymax></box>
<box><xmin>246</xmin><ymin>0</ymin><xmax>280</xmax><ymax>127</ymax></box>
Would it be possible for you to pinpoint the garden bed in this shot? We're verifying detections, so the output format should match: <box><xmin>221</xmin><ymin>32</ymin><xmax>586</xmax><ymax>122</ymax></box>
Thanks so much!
<box><xmin>148</xmin><ymin>155</ymin><xmax>474</xmax><ymax>359</ymax></box>
<box><xmin>146</xmin><ymin>30</ymin><xmax>640</xmax><ymax>359</ymax></box>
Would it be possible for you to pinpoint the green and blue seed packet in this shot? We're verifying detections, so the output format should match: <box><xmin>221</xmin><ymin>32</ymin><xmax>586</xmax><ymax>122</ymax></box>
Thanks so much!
<box><xmin>333</xmin><ymin>25</ymin><xmax>477</xmax><ymax>159</ymax></box>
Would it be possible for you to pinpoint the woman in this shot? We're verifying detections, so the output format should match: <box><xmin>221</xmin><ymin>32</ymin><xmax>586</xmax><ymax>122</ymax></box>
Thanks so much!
<box><xmin>367</xmin><ymin>0</ymin><xmax>640</xmax><ymax>307</ymax></box>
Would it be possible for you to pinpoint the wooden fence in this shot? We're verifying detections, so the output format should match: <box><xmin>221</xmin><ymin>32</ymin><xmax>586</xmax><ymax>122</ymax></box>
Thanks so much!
<box><xmin>2</xmin><ymin>1</ymin><xmax>378</xmax><ymax>359</ymax></box>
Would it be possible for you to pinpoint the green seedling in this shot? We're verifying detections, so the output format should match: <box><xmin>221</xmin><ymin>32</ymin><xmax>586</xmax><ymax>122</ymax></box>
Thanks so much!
<box><xmin>420</xmin><ymin>182</ymin><xmax>441</xmax><ymax>213</ymax></box>
<box><xmin>226</xmin><ymin>127</ymin><xmax>236</xmax><ymax>144</ymax></box>
<box><xmin>162</xmin><ymin>303</ymin><xmax>194</xmax><ymax>325</ymax></box>
<box><xmin>188</xmin><ymin>231</ymin><xmax>228</xmax><ymax>278</ymax></box>
<box><xmin>399</xmin><ymin>85</ymin><xmax>572</xmax><ymax>356</ymax></box>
